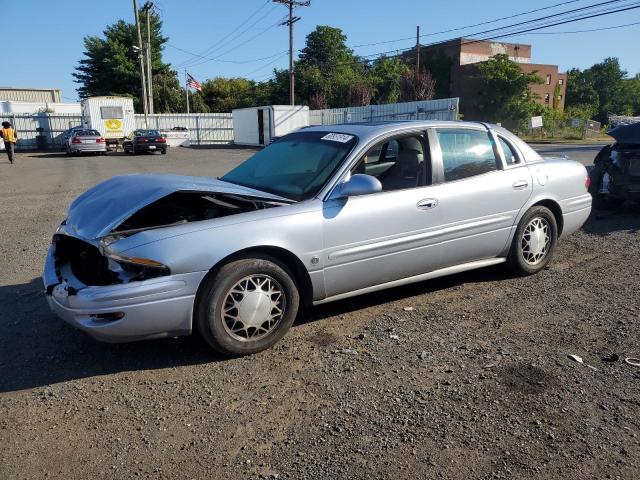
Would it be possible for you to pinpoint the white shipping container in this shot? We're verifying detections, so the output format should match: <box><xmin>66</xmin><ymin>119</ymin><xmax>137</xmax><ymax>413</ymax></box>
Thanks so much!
<box><xmin>232</xmin><ymin>105</ymin><xmax>309</xmax><ymax>146</ymax></box>
<box><xmin>81</xmin><ymin>96</ymin><xmax>136</xmax><ymax>141</ymax></box>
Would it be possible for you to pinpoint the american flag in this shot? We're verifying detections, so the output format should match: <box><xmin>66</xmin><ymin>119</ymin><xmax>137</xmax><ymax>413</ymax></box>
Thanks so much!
<box><xmin>186</xmin><ymin>73</ymin><xmax>202</xmax><ymax>91</ymax></box>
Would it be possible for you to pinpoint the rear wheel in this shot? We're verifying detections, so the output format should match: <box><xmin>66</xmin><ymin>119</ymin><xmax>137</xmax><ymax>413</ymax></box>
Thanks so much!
<box><xmin>196</xmin><ymin>256</ymin><xmax>300</xmax><ymax>356</ymax></box>
<box><xmin>508</xmin><ymin>206</ymin><xmax>558</xmax><ymax>276</ymax></box>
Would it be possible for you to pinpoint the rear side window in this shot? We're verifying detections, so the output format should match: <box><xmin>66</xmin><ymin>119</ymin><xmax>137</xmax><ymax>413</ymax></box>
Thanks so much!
<box><xmin>498</xmin><ymin>137</ymin><xmax>519</xmax><ymax>165</ymax></box>
<box><xmin>436</xmin><ymin>128</ymin><xmax>498</xmax><ymax>182</ymax></box>
<box><xmin>100</xmin><ymin>106</ymin><xmax>123</xmax><ymax>119</ymax></box>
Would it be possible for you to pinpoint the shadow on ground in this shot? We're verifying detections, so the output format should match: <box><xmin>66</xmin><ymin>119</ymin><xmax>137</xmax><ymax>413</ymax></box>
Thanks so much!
<box><xmin>0</xmin><ymin>265</ymin><xmax>506</xmax><ymax>394</ymax></box>
<box><xmin>2</xmin><ymin>209</ymin><xmax>637</xmax><ymax>393</ymax></box>
<box><xmin>582</xmin><ymin>205</ymin><xmax>640</xmax><ymax>236</ymax></box>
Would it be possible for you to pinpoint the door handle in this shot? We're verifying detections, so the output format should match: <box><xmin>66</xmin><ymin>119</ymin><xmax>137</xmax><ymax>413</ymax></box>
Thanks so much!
<box><xmin>417</xmin><ymin>198</ymin><xmax>438</xmax><ymax>209</ymax></box>
<box><xmin>512</xmin><ymin>180</ymin><xmax>529</xmax><ymax>190</ymax></box>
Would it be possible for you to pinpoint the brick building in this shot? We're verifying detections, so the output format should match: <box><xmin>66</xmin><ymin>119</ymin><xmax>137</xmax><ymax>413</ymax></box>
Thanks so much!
<box><xmin>417</xmin><ymin>38</ymin><xmax>566</xmax><ymax>119</ymax></box>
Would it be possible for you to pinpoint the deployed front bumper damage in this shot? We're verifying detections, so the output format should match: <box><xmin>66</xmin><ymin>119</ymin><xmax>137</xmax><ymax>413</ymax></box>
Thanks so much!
<box><xmin>43</xmin><ymin>237</ymin><xmax>205</xmax><ymax>343</ymax></box>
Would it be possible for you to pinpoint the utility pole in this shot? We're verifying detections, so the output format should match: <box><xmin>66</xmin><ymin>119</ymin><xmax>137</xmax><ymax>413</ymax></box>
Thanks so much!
<box><xmin>143</xmin><ymin>2</ymin><xmax>154</xmax><ymax>114</ymax></box>
<box><xmin>273</xmin><ymin>0</ymin><xmax>310</xmax><ymax>106</ymax></box>
<box><xmin>133</xmin><ymin>0</ymin><xmax>148</xmax><ymax>127</ymax></box>
<box><xmin>415</xmin><ymin>25</ymin><xmax>420</xmax><ymax>76</ymax></box>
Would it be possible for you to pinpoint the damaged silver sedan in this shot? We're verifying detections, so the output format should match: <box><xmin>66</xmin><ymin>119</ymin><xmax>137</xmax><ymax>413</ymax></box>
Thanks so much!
<box><xmin>44</xmin><ymin>121</ymin><xmax>592</xmax><ymax>356</ymax></box>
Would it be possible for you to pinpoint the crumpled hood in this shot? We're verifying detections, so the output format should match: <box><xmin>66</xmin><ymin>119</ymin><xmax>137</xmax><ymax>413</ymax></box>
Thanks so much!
<box><xmin>65</xmin><ymin>173</ymin><xmax>288</xmax><ymax>240</ymax></box>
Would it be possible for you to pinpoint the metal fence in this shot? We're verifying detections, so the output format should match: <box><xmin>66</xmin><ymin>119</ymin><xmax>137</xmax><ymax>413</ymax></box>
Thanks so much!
<box><xmin>135</xmin><ymin>113</ymin><xmax>233</xmax><ymax>144</ymax></box>
<box><xmin>1</xmin><ymin>112</ymin><xmax>234</xmax><ymax>150</ymax></box>
<box><xmin>0</xmin><ymin>113</ymin><xmax>81</xmax><ymax>149</ymax></box>
<box><xmin>3</xmin><ymin>100</ymin><xmax>458</xmax><ymax>150</ymax></box>
<box><xmin>309</xmin><ymin>98</ymin><xmax>459</xmax><ymax>125</ymax></box>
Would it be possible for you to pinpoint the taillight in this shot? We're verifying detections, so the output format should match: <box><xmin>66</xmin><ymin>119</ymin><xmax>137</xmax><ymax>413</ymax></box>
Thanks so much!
<box><xmin>585</xmin><ymin>175</ymin><xmax>591</xmax><ymax>191</ymax></box>
<box><xmin>157</xmin><ymin>137</ymin><xmax>166</xmax><ymax>143</ymax></box>
<box><xmin>71</xmin><ymin>137</ymin><xmax>81</xmax><ymax>144</ymax></box>
<box><xmin>96</xmin><ymin>138</ymin><xmax>105</xmax><ymax>144</ymax></box>
<box><xmin>136</xmin><ymin>137</ymin><xmax>147</xmax><ymax>143</ymax></box>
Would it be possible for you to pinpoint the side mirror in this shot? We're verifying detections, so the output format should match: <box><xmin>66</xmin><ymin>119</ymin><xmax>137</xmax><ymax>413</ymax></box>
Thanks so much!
<box><xmin>331</xmin><ymin>174</ymin><xmax>382</xmax><ymax>199</ymax></box>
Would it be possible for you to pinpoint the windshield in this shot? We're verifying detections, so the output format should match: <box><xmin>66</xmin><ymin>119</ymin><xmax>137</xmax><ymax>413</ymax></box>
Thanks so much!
<box><xmin>76</xmin><ymin>130</ymin><xmax>101</xmax><ymax>137</ymax></box>
<box><xmin>221</xmin><ymin>131</ymin><xmax>357</xmax><ymax>201</ymax></box>
<box><xmin>135</xmin><ymin>130</ymin><xmax>160</xmax><ymax>137</ymax></box>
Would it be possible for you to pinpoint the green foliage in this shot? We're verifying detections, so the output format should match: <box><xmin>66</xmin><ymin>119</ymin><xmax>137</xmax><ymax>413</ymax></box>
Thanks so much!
<box><xmin>368</xmin><ymin>56</ymin><xmax>405</xmax><ymax>104</ymax></box>
<box><xmin>74</xmin><ymin>12</ymin><xmax>182</xmax><ymax>113</ymax></box>
<box><xmin>200</xmin><ymin>77</ymin><xmax>260</xmax><ymax>112</ymax></box>
<box><xmin>419</xmin><ymin>50</ymin><xmax>452</xmax><ymax>98</ymax></box>
<box><xmin>293</xmin><ymin>25</ymin><xmax>367</xmax><ymax>107</ymax></box>
<box><xmin>565</xmin><ymin>58</ymin><xmax>640</xmax><ymax>124</ymax></box>
<box><xmin>474</xmin><ymin>54</ymin><xmax>543</xmax><ymax>129</ymax></box>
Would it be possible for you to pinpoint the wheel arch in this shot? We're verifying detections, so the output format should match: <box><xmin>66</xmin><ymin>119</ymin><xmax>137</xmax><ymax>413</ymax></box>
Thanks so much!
<box><xmin>194</xmin><ymin>245</ymin><xmax>314</xmax><ymax>313</ymax></box>
<box><xmin>530</xmin><ymin>198</ymin><xmax>564</xmax><ymax>236</ymax></box>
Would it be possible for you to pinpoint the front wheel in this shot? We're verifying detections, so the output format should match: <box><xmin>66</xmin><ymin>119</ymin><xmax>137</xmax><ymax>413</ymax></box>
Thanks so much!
<box><xmin>508</xmin><ymin>206</ymin><xmax>558</xmax><ymax>275</ymax></box>
<box><xmin>196</xmin><ymin>256</ymin><xmax>300</xmax><ymax>356</ymax></box>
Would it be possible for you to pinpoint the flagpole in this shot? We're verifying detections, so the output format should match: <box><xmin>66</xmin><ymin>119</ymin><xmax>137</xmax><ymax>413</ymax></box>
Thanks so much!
<box><xmin>185</xmin><ymin>69</ymin><xmax>190</xmax><ymax>114</ymax></box>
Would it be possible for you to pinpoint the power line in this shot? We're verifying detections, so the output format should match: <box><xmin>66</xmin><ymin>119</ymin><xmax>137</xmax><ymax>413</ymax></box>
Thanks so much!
<box><xmin>520</xmin><ymin>20</ymin><xmax>640</xmax><ymax>34</ymax></box>
<box><xmin>349</xmin><ymin>0</ymin><xmax>591</xmax><ymax>49</ymax></box>
<box><xmin>168</xmin><ymin>44</ymin><xmax>287</xmax><ymax>64</ymax></box>
<box><xmin>311</xmin><ymin>2</ymin><xmax>640</xmax><ymax>70</ymax></box>
<box><xmin>242</xmin><ymin>52</ymin><xmax>289</xmax><ymax>76</ymax></box>
<box><xmin>186</xmin><ymin>18</ymin><xmax>283</xmax><ymax>68</ymax></box>
<box><xmin>175</xmin><ymin>1</ymin><xmax>275</xmax><ymax>68</ymax></box>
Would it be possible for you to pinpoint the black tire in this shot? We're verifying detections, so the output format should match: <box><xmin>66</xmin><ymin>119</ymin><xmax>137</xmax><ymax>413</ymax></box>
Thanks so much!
<box><xmin>161</xmin><ymin>148</ymin><xmax>167</xmax><ymax>155</ymax></box>
<box><xmin>508</xmin><ymin>206</ymin><xmax>558</xmax><ymax>276</ymax></box>
<box><xmin>196</xmin><ymin>255</ymin><xmax>300</xmax><ymax>356</ymax></box>
<box><xmin>588</xmin><ymin>167</ymin><xmax>624</xmax><ymax>209</ymax></box>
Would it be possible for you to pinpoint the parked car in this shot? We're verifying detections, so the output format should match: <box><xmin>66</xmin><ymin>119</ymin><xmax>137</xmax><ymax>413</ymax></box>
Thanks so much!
<box><xmin>122</xmin><ymin>129</ymin><xmax>167</xmax><ymax>155</ymax></box>
<box><xmin>589</xmin><ymin>122</ymin><xmax>640</xmax><ymax>208</ymax></box>
<box><xmin>44</xmin><ymin>121</ymin><xmax>591</xmax><ymax>356</ymax></box>
<box><xmin>65</xmin><ymin>129</ymin><xmax>107</xmax><ymax>156</ymax></box>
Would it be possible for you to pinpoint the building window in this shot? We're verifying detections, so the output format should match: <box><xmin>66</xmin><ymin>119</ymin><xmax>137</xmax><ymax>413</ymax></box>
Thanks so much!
<box><xmin>558</xmin><ymin>78</ymin><xmax>564</xmax><ymax>85</ymax></box>
<box><xmin>558</xmin><ymin>94</ymin><xmax>563</xmax><ymax>101</ymax></box>
<box><xmin>544</xmin><ymin>93</ymin><xmax>550</xmax><ymax>104</ymax></box>
<box><xmin>546</xmin><ymin>74</ymin><xmax>552</xmax><ymax>85</ymax></box>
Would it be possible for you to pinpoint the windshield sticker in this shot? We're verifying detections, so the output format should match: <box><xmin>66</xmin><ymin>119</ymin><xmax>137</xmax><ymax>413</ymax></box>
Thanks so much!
<box><xmin>321</xmin><ymin>133</ymin><xmax>354</xmax><ymax>143</ymax></box>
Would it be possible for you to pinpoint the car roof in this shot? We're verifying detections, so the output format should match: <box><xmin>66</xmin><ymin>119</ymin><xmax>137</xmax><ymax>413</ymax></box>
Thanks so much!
<box><xmin>299</xmin><ymin>119</ymin><xmax>543</xmax><ymax>163</ymax></box>
<box><xmin>300</xmin><ymin>120</ymin><xmax>485</xmax><ymax>142</ymax></box>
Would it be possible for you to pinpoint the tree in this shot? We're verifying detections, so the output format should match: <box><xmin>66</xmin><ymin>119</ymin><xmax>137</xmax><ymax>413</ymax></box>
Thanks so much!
<box><xmin>368</xmin><ymin>56</ymin><xmax>404</xmax><ymax>104</ymax></box>
<box><xmin>473</xmin><ymin>54</ymin><xmax>542</xmax><ymax>128</ymax></box>
<box><xmin>200</xmin><ymin>77</ymin><xmax>261</xmax><ymax>112</ymax></box>
<box><xmin>399</xmin><ymin>69</ymin><xmax>436</xmax><ymax>102</ymax></box>
<box><xmin>294</xmin><ymin>26</ymin><xmax>367</xmax><ymax>107</ymax></box>
<box><xmin>347</xmin><ymin>83</ymin><xmax>373</xmax><ymax>107</ymax></box>
<box><xmin>566</xmin><ymin>68</ymin><xmax>599</xmax><ymax>114</ymax></box>
<box><xmin>308</xmin><ymin>90</ymin><xmax>328</xmax><ymax>110</ymax></box>
<box><xmin>73</xmin><ymin>12</ymin><xmax>181</xmax><ymax>112</ymax></box>
<box><xmin>565</xmin><ymin>58</ymin><xmax>640</xmax><ymax>122</ymax></box>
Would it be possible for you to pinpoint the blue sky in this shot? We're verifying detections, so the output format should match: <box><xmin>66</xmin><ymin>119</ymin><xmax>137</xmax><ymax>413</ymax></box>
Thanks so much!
<box><xmin>2</xmin><ymin>0</ymin><xmax>639</xmax><ymax>101</ymax></box>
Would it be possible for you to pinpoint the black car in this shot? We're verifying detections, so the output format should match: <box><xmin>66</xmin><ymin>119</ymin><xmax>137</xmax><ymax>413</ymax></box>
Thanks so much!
<box><xmin>589</xmin><ymin>122</ymin><xmax>640</xmax><ymax>208</ymax></box>
<box><xmin>122</xmin><ymin>129</ymin><xmax>167</xmax><ymax>155</ymax></box>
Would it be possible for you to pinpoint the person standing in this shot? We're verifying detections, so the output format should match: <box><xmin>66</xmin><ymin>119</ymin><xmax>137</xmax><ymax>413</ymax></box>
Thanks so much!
<box><xmin>1</xmin><ymin>121</ymin><xmax>17</xmax><ymax>164</ymax></box>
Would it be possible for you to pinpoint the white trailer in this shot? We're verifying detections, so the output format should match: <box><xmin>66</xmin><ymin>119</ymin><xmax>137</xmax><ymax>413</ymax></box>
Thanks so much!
<box><xmin>232</xmin><ymin>105</ymin><xmax>309</xmax><ymax>146</ymax></box>
<box><xmin>81</xmin><ymin>96</ymin><xmax>135</xmax><ymax>147</ymax></box>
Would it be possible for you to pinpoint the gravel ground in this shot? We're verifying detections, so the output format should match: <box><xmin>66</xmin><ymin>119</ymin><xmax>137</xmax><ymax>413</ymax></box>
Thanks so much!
<box><xmin>1</xmin><ymin>146</ymin><xmax>639</xmax><ymax>480</ymax></box>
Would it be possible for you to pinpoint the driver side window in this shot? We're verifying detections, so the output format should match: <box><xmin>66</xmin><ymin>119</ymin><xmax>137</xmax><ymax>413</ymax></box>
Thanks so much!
<box><xmin>351</xmin><ymin>135</ymin><xmax>429</xmax><ymax>191</ymax></box>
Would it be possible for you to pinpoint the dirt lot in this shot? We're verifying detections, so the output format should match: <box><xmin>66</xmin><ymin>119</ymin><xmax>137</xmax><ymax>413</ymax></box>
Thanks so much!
<box><xmin>1</xmin><ymin>146</ymin><xmax>639</xmax><ymax>480</ymax></box>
